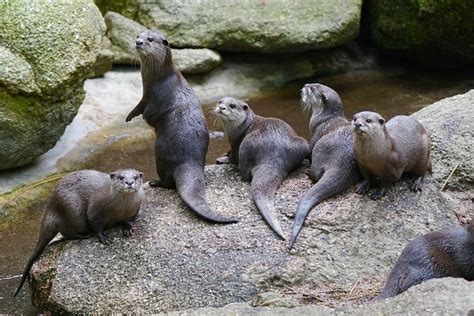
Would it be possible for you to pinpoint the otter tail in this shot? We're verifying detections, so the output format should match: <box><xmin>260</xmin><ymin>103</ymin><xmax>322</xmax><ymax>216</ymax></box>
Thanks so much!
<box><xmin>13</xmin><ymin>218</ymin><xmax>58</xmax><ymax>297</ymax></box>
<box><xmin>251</xmin><ymin>164</ymin><xmax>286</xmax><ymax>239</ymax></box>
<box><xmin>175</xmin><ymin>164</ymin><xmax>239</xmax><ymax>223</ymax></box>
<box><xmin>288</xmin><ymin>169</ymin><xmax>351</xmax><ymax>249</ymax></box>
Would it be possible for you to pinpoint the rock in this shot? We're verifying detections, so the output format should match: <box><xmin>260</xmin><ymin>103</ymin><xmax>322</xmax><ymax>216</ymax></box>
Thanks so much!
<box><xmin>168</xmin><ymin>278</ymin><xmax>474</xmax><ymax>315</ymax></box>
<box><xmin>413</xmin><ymin>89</ymin><xmax>474</xmax><ymax>191</ymax></box>
<box><xmin>366</xmin><ymin>0</ymin><xmax>474</xmax><ymax>65</ymax></box>
<box><xmin>103</xmin><ymin>11</ymin><xmax>222</xmax><ymax>74</ymax></box>
<box><xmin>0</xmin><ymin>0</ymin><xmax>105</xmax><ymax>170</ymax></box>
<box><xmin>29</xmin><ymin>163</ymin><xmax>457</xmax><ymax>313</ymax></box>
<box><xmin>87</xmin><ymin>36</ymin><xmax>114</xmax><ymax>78</ymax></box>
<box><xmin>97</xmin><ymin>1</ymin><xmax>362</xmax><ymax>53</ymax></box>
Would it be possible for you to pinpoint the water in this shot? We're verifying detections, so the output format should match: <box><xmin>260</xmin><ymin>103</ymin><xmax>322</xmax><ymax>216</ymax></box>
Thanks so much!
<box><xmin>1</xmin><ymin>65</ymin><xmax>473</xmax><ymax>313</ymax></box>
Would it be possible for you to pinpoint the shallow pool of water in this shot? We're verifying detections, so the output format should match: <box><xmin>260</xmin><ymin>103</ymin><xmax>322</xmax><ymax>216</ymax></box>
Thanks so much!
<box><xmin>1</xmin><ymin>65</ymin><xmax>473</xmax><ymax>313</ymax></box>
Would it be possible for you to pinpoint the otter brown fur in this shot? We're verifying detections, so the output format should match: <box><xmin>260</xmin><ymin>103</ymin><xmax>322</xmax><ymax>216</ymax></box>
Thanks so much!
<box><xmin>213</xmin><ymin>97</ymin><xmax>309</xmax><ymax>239</ymax></box>
<box><xmin>125</xmin><ymin>30</ymin><xmax>237</xmax><ymax>223</ymax></box>
<box><xmin>13</xmin><ymin>169</ymin><xmax>145</xmax><ymax>297</ymax></box>
<box><xmin>352</xmin><ymin>111</ymin><xmax>431</xmax><ymax>200</ymax></box>
<box><xmin>377</xmin><ymin>223</ymin><xmax>474</xmax><ymax>299</ymax></box>
<box><xmin>288</xmin><ymin>84</ymin><xmax>361</xmax><ymax>249</ymax></box>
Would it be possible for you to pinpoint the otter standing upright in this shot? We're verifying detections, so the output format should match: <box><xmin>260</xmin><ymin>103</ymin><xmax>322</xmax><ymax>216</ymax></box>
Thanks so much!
<box><xmin>214</xmin><ymin>97</ymin><xmax>309</xmax><ymax>239</ymax></box>
<box><xmin>352</xmin><ymin>111</ymin><xmax>431</xmax><ymax>200</ymax></box>
<box><xmin>126</xmin><ymin>30</ymin><xmax>237</xmax><ymax>223</ymax></box>
<box><xmin>288</xmin><ymin>84</ymin><xmax>360</xmax><ymax>249</ymax></box>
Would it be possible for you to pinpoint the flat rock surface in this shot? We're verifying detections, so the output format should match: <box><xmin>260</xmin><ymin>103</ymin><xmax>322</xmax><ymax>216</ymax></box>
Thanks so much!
<box><xmin>30</xmin><ymin>164</ymin><xmax>457</xmax><ymax>313</ymax></box>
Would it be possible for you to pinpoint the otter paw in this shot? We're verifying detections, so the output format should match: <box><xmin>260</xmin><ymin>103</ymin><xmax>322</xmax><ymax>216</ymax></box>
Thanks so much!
<box><xmin>355</xmin><ymin>181</ymin><xmax>369</xmax><ymax>195</ymax></box>
<box><xmin>370</xmin><ymin>188</ymin><xmax>386</xmax><ymax>200</ymax></box>
<box><xmin>408</xmin><ymin>178</ymin><xmax>423</xmax><ymax>192</ymax></box>
<box><xmin>97</xmin><ymin>233</ymin><xmax>113</xmax><ymax>245</ymax></box>
<box><xmin>216</xmin><ymin>156</ymin><xmax>230</xmax><ymax>164</ymax></box>
<box><xmin>149</xmin><ymin>179</ymin><xmax>164</xmax><ymax>188</ymax></box>
<box><xmin>122</xmin><ymin>224</ymin><xmax>134</xmax><ymax>237</ymax></box>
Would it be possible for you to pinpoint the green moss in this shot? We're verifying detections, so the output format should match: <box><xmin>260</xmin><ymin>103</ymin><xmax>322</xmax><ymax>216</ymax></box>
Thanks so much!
<box><xmin>367</xmin><ymin>0</ymin><xmax>474</xmax><ymax>63</ymax></box>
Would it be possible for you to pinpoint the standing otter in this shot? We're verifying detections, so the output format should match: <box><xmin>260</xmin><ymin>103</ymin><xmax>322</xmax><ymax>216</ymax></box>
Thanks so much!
<box><xmin>13</xmin><ymin>169</ymin><xmax>145</xmax><ymax>297</ymax></box>
<box><xmin>377</xmin><ymin>223</ymin><xmax>474</xmax><ymax>299</ymax></box>
<box><xmin>288</xmin><ymin>83</ymin><xmax>360</xmax><ymax>249</ymax></box>
<box><xmin>352</xmin><ymin>111</ymin><xmax>431</xmax><ymax>200</ymax></box>
<box><xmin>125</xmin><ymin>30</ymin><xmax>237</xmax><ymax>223</ymax></box>
<box><xmin>213</xmin><ymin>97</ymin><xmax>309</xmax><ymax>239</ymax></box>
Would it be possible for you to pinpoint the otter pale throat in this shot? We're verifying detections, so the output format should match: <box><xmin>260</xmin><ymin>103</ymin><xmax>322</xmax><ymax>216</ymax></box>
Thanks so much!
<box><xmin>288</xmin><ymin>83</ymin><xmax>361</xmax><ymax>250</ymax></box>
<box><xmin>13</xmin><ymin>169</ymin><xmax>145</xmax><ymax>297</ymax></box>
<box><xmin>214</xmin><ymin>97</ymin><xmax>309</xmax><ymax>239</ymax></box>
<box><xmin>352</xmin><ymin>111</ymin><xmax>432</xmax><ymax>200</ymax></box>
<box><xmin>125</xmin><ymin>30</ymin><xmax>238</xmax><ymax>223</ymax></box>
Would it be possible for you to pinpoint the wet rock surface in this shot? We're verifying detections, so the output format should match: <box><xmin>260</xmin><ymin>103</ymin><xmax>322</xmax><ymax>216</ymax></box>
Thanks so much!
<box><xmin>30</xmin><ymin>163</ymin><xmax>457</xmax><ymax>313</ymax></box>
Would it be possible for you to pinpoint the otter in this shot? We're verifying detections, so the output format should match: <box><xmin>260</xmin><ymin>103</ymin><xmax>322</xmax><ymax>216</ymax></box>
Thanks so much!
<box><xmin>13</xmin><ymin>169</ymin><xmax>145</xmax><ymax>297</ymax></box>
<box><xmin>213</xmin><ymin>97</ymin><xmax>309</xmax><ymax>239</ymax></box>
<box><xmin>125</xmin><ymin>30</ymin><xmax>237</xmax><ymax>223</ymax></box>
<box><xmin>288</xmin><ymin>83</ymin><xmax>360</xmax><ymax>249</ymax></box>
<box><xmin>377</xmin><ymin>223</ymin><xmax>474</xmax><ymax>299</ymax></box>
<box><xmin>352</xmin><ymin>111</ymin><xmax>431</xmax><ymax>200</ymax></box>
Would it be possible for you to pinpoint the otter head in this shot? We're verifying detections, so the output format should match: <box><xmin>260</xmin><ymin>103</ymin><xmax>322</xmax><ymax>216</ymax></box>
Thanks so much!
<box><xmin>110</xmin><ymin>169</ymin><xmax>144</xmax><ymax>194</ymax></box>
<box><xmin>300</xmin><ymin>83</ymin><xmax>342</xmax><ymax>116</ymax></box>
<box><xmin>214</xmin><ymin>97</ymin><xmax>250</xmax><ymax>128</ymax></box>
<box><xmin>352</xmin><ymin>111</ymin><xmax>386</xmax><ymax>138</ymax></box>
<box><xmin>135</xmin><ymin>30</ymin><xmax>171</xmax><ymax>66</ymax></box>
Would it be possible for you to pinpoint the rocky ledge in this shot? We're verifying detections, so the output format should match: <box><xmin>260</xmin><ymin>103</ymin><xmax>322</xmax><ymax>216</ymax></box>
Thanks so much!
<box><xmin>27</xmin><ymin>91</ymin><xmax>474</xmax><ymax>313</ymax></box>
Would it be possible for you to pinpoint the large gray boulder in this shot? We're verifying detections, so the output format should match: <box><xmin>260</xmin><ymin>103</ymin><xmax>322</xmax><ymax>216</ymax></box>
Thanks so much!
<box><xmin>102</xmin><ymin>11</ymin><xmax>222</xmax><ymax>74</ymax></box>
<box><xmin>96</xmin><ymin>0</ymin><xmax>362</xmax><ymax>53</ymax></box>
<box><xmin>413</xmin><ymin>89</ymin><xmax>474</xmax><ymax>191</ymax></box>
<box><xmin>0</xmin><ymin>0</ymin><xmax>105</xmax><ymax>170</ymax></box>
<box><xmin>29</xmin><ymin>164</ymin><xmax>456</xmax><ymax>313</ymax></box>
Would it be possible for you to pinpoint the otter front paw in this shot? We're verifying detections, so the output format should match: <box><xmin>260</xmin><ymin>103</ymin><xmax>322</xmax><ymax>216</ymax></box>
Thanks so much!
<box><xmin>408</xmin><ymin>177</ymin><xmax>423</xmax><ymax>192</ymax></box>
<box><xmin>97</xmin><ymin>232</ymin><xmax>113</xmax><ymax>245</ymax></box>
<box><xmin>355</xmin><ymin>181</ymin><xmax>369</xmax><ymax>195</ymax></box>
<box><xmin>122</xmin><ymin>222</ymin><xmax>134</xmax><ymax>237</ymax></box>
<box><xmin>370</xmin><ymin>188</ymin><xmax>386</xmax><ymax>200</ymax></box>
<box><xmin>216</xmin><ymin>156</ymin><xmax>230</xmax><ymax>164</ymax></box>
<box><xmin>125</xmin><ymin>112</ymin><xmax>137</xmax><ymax>122</ymax></box>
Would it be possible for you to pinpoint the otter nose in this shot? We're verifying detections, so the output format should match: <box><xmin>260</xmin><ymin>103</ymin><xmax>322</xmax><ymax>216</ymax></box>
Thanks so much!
<box><xmin>126</xmin><ymin>180</ymin><xmax>134</xmax><ymax>186</ymax></box>
<box><xmin>136</xmin><ymin>39</ymin><xmax>143</xmax><ymax>47</ymax></box>
<box><xmin>219</xmin><ymin>104</ymin><xmax>226</xmax><ymax>110</ymax></box>
<box><xmin>354</xmin><ymin>121</ymin><xmax>362</xmax><ymax>128</ymax></box>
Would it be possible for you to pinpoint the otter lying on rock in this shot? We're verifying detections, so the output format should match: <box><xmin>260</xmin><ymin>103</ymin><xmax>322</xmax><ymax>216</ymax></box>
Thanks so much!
<box><xmin>214</xmin><ymin>97</ymin><xmax>309</xmax><ymax>239</ymax></box>
<box><xmin>377</xmin><ymin>223</ymin><xmax>474</xmax><ymax>299</ymax></box>
<box><xmin>352</xmin><ymin>111</ymin><xmax>431</xmax><ymax>200</ymax></box>
<box><xmin>14</xmin><ymin>169</ymin><xmax>144</xmax><ymax>297</ymax></box>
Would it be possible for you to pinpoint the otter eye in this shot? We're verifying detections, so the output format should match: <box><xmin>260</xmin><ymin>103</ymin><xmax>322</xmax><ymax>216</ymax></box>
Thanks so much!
<box><xmin>321</xmin><ymin>94</ymin><xmax>327</xmax><ymax>102</ymax></box>
<box><xmin>162</xmin><ymin>39</ymin><xmax>169</xmax><ymax>46</ymax></box>
<box><xmin>379</xmin><ymin>119</ymin><xmax>385</xmax><ymax>125</ymax></box>
<box><xmin>229</xmin><ymin>104</ymin><xmax>236</xmax><ymax>109</ymax></box>
<box><xmin>119</xmin><ymin>176</ymin><xmax>124</xmax><ymax>180</ymax></box>
<box><xmin>243</xmin><ymin>105</ymin><xmax>248</xmax><ymax>111</ymax></box>
<box><xmin>147</xmin><ymin>37</ymin><xmax>154</xmax><ymax>42</ymax></box>
<box><xmin>366</xmin><ymin>119</ymin><xmax>372</xmax><ymax>123</ymax></box>
<box><xmin>136</xmin><ymin>35</ymin><xmax>139</xmax><ymax>39</ymax></box>
<box><xmin>134</xmin><ymin>176</ymin><xmax>138</xmax><ymax>180</ymax></box>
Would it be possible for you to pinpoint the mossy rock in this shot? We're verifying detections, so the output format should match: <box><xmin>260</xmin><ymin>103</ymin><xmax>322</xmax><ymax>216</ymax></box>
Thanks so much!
<box><xmin>0</xmin><ymin>0</ymin><xmax>105</xmax><ymax>170</ymax></box>
<box><xmin>366</xmin><ymin>0</ymin><xmax>474</xmax><ymax>65</ymax></box>
<box><xmin>96</xmin><ymin>0</ymin><xmax>362</xmax><ymax>53</ymax></box>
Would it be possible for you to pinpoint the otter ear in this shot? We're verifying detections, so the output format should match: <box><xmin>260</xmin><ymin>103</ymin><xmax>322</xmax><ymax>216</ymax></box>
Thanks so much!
<box><xmin>321</xmin><ymin>93</ymin><xmax>327</xmax><ymax>103</ymax></box>
<box><xmin>110</xmin><ymin>173</ymin><xmax>116</xmax><ymax>179</ymax></box>
<box><xmin>243</xmin><ymin>105</ymin><xmax>248</xmax><ymax>111</ymax></box>
<box><xmin>379</xmin><ymin>118</ymin><xmax>385</xmax><ymax>125</ymax></box>
<box><xmin>139</xmin><ymin>172</ymin><xmax>144</xmax><ymax>178</ymax></box>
